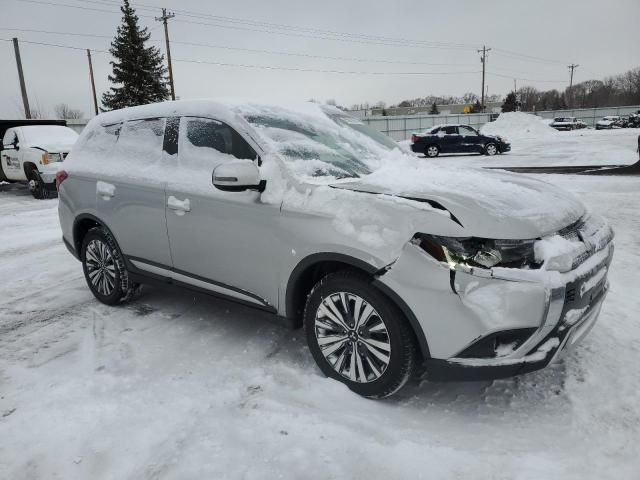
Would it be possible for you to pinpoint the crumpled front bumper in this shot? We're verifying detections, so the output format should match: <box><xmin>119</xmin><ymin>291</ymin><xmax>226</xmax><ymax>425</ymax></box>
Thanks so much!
<box><xmin>426</xmin><ymin>282</ymin><xmax>608</xmax><ymax>381</ymax></box>
<box><xmin>377</xmin><ymin>217</ymin><xmax>614</xmax><ymax>382</ymax></box>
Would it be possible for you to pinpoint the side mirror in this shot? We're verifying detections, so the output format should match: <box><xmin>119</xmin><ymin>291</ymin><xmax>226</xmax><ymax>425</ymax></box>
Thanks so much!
<box><xmin>212</xmin><ymin>160</ymin><xmax>266</xmax><ymax>193</ymax></box>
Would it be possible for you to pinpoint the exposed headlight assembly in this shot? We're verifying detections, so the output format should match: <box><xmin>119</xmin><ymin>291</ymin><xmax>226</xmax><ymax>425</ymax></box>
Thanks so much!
<box><xmin>413</xmin><ymin>234</ymin><xmax>540</xmax><ymax>270</ymax></box>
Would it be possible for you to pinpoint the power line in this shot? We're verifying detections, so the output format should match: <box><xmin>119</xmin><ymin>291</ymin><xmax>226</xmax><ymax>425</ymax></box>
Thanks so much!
<box><xmin>488</xmin><ymin>72</ymin><xmax>566</xmax><ymax>84</ymax></box>
<box><xmin>86</xmin><ymin>0</ymin><xmax>479</xmax><ymax>50</ymax></box>
<box><xmin>171</xmin><ymin>58</ymin><xmax>482</xmax><ymax>76</ymax></box>
<box><xmin>12</xmin><ymin>0</ymin><xmax>475</xmax><ymax>50</ymax></box>
<box><xmin>492</xmin><ymin>48</ymin><xmax>567</xmax><ymax>66</ymax></box>
<box><xmin>12</xmin><ymin>0</ymin><xmax>575</xmax><ymax>67</ymax></box>
<box><xmin>0</xmin><ymin>37</ymin><xmax>108</xmax><ymax>53</ymax></box>
<box><xmin>0</xmin><ymin>37</ymin><xmax>481</xmax><ymax>76</ymax></box>
<box><xmin>0</xmin><ymin>27</ymin><xmax>473</xmax><ymax>67</ymax></box>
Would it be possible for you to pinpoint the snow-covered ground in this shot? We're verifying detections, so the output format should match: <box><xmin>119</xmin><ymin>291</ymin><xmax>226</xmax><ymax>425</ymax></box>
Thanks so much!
<box><xmin>1</xmin><ymin>131</ymin><xmax>640</xmax><ymax>478</ymax></box>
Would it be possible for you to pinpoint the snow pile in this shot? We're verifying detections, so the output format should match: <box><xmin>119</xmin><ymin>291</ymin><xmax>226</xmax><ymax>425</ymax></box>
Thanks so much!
<box><xmin>481</xmin><ymin>112</ymin><xmax>560</xmax><ymax>142</ymax></box>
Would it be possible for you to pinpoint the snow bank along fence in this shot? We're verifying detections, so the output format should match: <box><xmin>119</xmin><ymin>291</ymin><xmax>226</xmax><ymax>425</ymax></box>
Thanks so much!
<box><xmin>360</xmin><ymin>105</ymin><xmax>640</xmax><ymax>141</ymax></box>
<box><xmin>64</xmin><ymin>105</ymin><xmax>640</xmax><ymax>141</ymax></box>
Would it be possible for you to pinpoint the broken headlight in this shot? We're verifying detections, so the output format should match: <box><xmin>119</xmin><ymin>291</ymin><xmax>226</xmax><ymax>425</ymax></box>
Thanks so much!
<box><xmin>413</xmin><ymin>234</ymin><xmax>540</xmax><ymax>269</ymax></box>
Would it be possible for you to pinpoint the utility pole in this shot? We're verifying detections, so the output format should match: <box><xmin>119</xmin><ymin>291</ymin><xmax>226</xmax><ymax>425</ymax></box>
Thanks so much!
<box><xmin>156</xmin><ymin>8</ymin><xmax>176</xmax><ymax>100</ymax></box>
<box><xmin>87</xmin><ymin>49</ymin><xmax>99</xmax><ymax>116</ymax></box>
<box><xmin>568</xmin><ymin>63</ymin><xmax>579</xmax><ymax>108</ymax></box>
<box><xmin>478</xmin><ymin>45</ymin><xmax>491</xmax><ymax>113</ymax></box>
<box><xmin>12</xmin><ymin>38</ymin><xmax>31</xmax><ymax>119</ymax></box>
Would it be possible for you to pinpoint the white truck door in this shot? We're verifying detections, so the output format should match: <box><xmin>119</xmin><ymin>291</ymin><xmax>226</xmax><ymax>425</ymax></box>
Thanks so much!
<box><xmin>1</xmin><ymin>128</ymin><xmax>25</xmax><ymax>181</ymax></box>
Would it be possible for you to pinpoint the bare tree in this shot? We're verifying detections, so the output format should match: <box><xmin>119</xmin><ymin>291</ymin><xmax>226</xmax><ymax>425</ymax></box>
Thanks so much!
<box><xmin>54</xmin><ymin>103</ymin><xmax>84</xmax><ymax>119</ymax></box>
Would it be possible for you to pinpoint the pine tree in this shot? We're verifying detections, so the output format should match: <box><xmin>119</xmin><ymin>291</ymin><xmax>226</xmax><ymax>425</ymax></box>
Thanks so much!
<box><xmin>102</xmin><ymin>0</ymin><xmax>169</xmax><ymax>111</ymax></box>
<box><xmin>429</xmin><ymin>102</ymin><xmax>439</xmax><ymax>115</ymax></box>
<box><xmin>501</xmin><ymin>92</ymin><xmax>518</xmax><ymax>112</ymax></box>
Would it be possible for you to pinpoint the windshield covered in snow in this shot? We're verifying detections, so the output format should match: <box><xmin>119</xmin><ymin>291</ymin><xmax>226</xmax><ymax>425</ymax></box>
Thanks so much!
<box><xmin>235</xmin><ymin>104</ymin><xmax>399</xmax><ymax>180</ymax></box>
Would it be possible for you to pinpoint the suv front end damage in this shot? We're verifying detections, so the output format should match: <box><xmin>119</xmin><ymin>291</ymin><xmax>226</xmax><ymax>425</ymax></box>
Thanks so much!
<box><xmin>376</xmin><ymin>214</ymin><xmax>614</xmax><ymax>381</ymax></box>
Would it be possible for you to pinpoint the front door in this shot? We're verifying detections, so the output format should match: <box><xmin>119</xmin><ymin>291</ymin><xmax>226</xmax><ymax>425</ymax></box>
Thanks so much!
<box><xmin>1</xmin><ymin>129</ymin><xmax>24</xmax><ymax>181</ymax></box>
<box><xmin>164</xmin><ymin>116</ymin><xmax>280</xmax><ymax>310</ymax></box>
<box><xmin>458</xmin><ymin>125</ymin><xmax>483</xmax><ymax>153</ymax></box>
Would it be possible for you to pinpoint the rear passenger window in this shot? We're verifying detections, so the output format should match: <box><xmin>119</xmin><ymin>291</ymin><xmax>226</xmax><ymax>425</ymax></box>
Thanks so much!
<box><xmin>442</xmin><ymin>126</ymin><xmax>458</xmax><ymax>135</ymax></box>
<box><xmin>184</xmin><ymin>118</ymin><xmax>256</xmax><ymax>161</ymax></box>
<box><xmin>117</xmin><ymin>118</ymin><xmax>166</xmax><ymax>165</ymax></box>
<box><xmin>78</xmin><ymin>122</ymin><xmax>122</xmax><ymax>156</ymax></box>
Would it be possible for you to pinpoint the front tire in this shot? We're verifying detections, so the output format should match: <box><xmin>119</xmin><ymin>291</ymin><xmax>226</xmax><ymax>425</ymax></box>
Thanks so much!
<box><xmin>425</xmin><ymin>145</ymin><xmax>440</xmax><ymax>158</ymax></box>
<box><xmin>81</xmin><ymin>227</ymin><xmax>140</xmax><ymax>305</ymax></box>
<box><xmin>304</xmin><ymin>271</ymin><xmax>418</xmax><ymax>398</ymax></box>
<box><xmin>27</xmin><ymin>169</ymin><xmax>48</xmax><ymax>199</ymax></box>
<box><xmin>485</xmin><ymin>143</ymin><xmax>498</xmax><ymax>156</ymax></box>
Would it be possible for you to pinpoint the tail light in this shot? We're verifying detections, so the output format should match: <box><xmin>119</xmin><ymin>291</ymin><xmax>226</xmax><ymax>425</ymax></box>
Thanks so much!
<box><xmin>55</xmin><ymin>170</ymin><xmax>69</xmax><ymax>190</ymax></box>
<box><xmin>411</xmin><ymin>134</ymin><xmax>419</xmax><ymax>144</ymax></box>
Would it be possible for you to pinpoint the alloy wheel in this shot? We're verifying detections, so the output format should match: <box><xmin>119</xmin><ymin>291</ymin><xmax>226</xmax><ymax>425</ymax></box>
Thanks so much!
<box><xmin>85</xmin><ymin>239</ymin><xmax>117</xmax><ymax>296</ymax></box>
<box><xmin>486</xmin><ymin>144</ymin><xmax>497</xmax><ymax>155</ymax></box>
<box><xmin>314</xmin><ymin>292</ymin><xmax>391</xmax><ymax>383</ymax></box>
<box><xmin>427</xmin><ymin>146</ymin><xmax>439</xmax><ymax>157</ymax></box>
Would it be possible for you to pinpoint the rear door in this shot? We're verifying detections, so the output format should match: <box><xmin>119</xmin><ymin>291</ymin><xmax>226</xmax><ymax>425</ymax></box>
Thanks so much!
<box><xmin>437</xmin><ymin>125</ymin><xmax>461</xmax><ymax>153</ymax></box>
<box><xmin>95</xmin><ymin>117</ymin><xmax>172</xmax><ymax>266</ymax></box>
<box><xmin>163</xmin><ymin>116</ymin><xmax>280</xmax><ymax>310</ymax></box>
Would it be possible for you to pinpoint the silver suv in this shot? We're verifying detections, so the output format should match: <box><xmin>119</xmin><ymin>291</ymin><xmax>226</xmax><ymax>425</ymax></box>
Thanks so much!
<box><xmin>57</xmin><ymin>100</ymin><xmax>613</xmax><ymax>398</ymax></box>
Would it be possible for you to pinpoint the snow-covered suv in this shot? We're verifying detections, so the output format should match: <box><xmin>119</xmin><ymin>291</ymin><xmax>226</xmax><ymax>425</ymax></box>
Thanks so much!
<box><xmin>57</xmin><ymin>100</ymin><xmax>613</xmax><ymax>398</ymax></box>
<box><xmin>1</xmin><ymin>124</ymin><xmax>78</xmax><ymax>198</ymax></box>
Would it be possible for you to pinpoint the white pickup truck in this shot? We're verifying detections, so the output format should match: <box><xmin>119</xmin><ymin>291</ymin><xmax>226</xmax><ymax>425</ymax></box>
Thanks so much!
<box><xmin>1</xmin><ymin>122</ymin><xmax>79</xmax><ymax>198</ymax></box>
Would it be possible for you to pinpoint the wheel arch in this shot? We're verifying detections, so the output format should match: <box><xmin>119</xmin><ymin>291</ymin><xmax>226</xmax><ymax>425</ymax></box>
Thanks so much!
<box><xmin>72</xmin><ymin>213</ymin><xmax>116</xmax><ymax>257</ymax></box>
<box><xmin>23</xmin><ymin>161</ymin><xmax>38</xmax><ymax>176</ymax></box>
<box><xmin>285</xmin><ymin>252</ymin><xmax>430</xmax><ymax>360</ymax></box>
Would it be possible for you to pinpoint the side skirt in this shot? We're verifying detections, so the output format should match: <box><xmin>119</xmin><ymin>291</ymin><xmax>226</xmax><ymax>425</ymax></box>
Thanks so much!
<box><xmin>125</xmin><ymin>256</ymin><xmax>278</xmax><ymax>315</ymax></box>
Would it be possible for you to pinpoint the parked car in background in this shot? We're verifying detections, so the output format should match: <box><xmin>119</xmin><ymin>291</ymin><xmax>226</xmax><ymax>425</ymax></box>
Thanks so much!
<box><xmin>550</xmin><ymin>117</ymin><xmax>585</xmax><ymax>131</ymax></box>
<box><xmin>57</xmin><ymin>99</ymin><xmax>612</xmax><ymax>398</ymax></box>
<box><xmin>628</xmin><ymin>112</ymin><xmax>640</xmax><ymax>128</ymax></box>
<box><xmin>410</xmin><ymin>124</ymin><xmax>510</xmax><ymax>157</ymax></box>
<box><xmin>595</xmin><ymin>116</ymin><xmax>623</xmax><ymax>130</ymax></box>
<box><xmin>1</xmin><ymin>121</ymin><xmax>78</xmax><ymax>198</ymax></box>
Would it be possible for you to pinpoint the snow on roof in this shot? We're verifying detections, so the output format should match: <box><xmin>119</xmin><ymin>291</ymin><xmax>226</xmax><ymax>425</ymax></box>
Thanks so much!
<box><xmin>93</xmin><ymin>98</ymin><xmax>334</xmax><ymax>127</ymax></box>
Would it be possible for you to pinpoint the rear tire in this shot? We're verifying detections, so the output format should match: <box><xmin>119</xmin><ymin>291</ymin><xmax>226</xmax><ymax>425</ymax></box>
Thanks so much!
<box><xmin>425</xmin><ymin>145</ymin><xmax>440</xmax><ymax>158</ymax></box>
<box><xmin>81</xmin><ymin>227</ymin><xmax>140</xmax><ymax>305</ymax></box>
<box><xmin>303</xmin><ymin>270</ymin><xmax>418</xmax><ymax>398</ymax></box>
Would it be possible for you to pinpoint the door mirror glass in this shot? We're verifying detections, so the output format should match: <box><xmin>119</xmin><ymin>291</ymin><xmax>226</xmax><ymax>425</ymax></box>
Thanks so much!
<box><xmin>212</xmin><ymin>160</ymin><xmax>265</xmax><ymax>192</ymax></box>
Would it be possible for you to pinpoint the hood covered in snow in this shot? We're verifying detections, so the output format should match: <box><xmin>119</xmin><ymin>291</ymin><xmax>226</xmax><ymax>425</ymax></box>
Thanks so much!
<box><xmin>20</xmin><ymin>126</ymin><xmax>78</xmax><ymax>153</ymax></box>
<box><xmin>330</xmin><ymin>165</ymin><xmax>586</xmax><ymax>239</ymax></box>
<box><xmin>27</xmin><ymin>141</ymin><xmax>75</xmax><ymax>153</ymax></box>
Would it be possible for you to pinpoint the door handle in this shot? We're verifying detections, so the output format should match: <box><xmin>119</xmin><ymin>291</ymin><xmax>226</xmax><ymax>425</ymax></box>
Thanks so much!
<box><xmin>96</xmin><ymin>181</ymin><xmax>115</xmax><ymax>199</ymax></box>
<box><xmin>167</xmin><ymin>195</ymin><xmax>191</xmax><ymax>215</ymax></box>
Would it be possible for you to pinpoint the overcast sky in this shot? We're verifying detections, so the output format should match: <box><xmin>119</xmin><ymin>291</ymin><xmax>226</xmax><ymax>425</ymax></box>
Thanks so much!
<box><xmin>1</xmin><ymin>0</ymin><xmax>638</xmax><ymax>118</ymax></box>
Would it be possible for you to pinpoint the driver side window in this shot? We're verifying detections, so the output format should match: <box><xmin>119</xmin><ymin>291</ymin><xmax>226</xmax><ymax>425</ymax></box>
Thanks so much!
<box><xmin>2</xmin><ymin>129</ymin><xmax>19</xmax><ymax>148</ymax></box>
<box><xmin>459</xmin><ymin>126</ymin><xmax>478</xmax><ymax>136</ymax></box>
<box><xmin>183</xmin><ymin>117</ymin><xmax>256</xmax><ymax>162</ymax></box>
